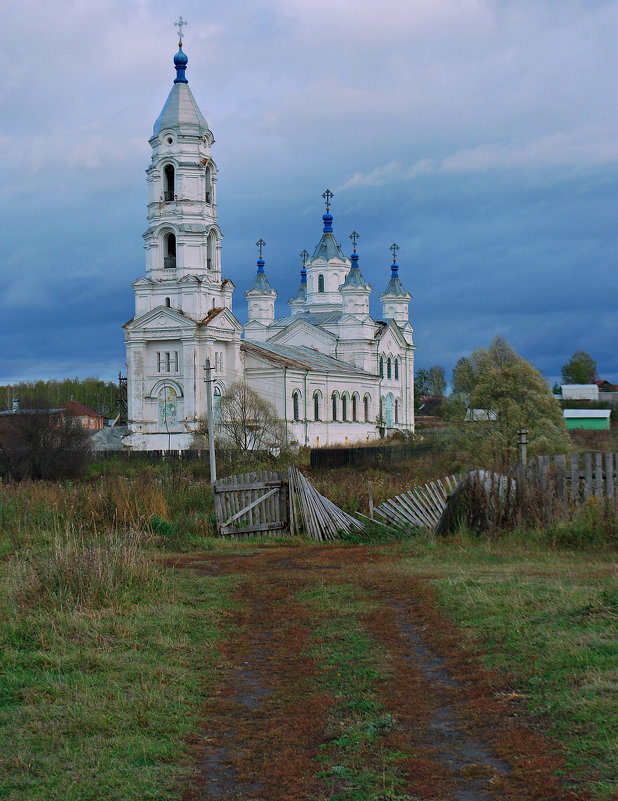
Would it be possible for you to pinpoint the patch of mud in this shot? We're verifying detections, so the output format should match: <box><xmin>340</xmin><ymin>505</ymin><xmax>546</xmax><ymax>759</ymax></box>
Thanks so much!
<box><xmin>395</xmin><ymin>604</ymin><xmax>511</xmax><ymax>799</ymax></box>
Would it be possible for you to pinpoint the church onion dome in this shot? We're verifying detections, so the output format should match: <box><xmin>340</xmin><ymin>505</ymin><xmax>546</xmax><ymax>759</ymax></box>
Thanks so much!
<box><xmin>246</xmin><ymin>242</ymin><xmax>276</xmax><ymax>295</ymax></box>
<box><xmin>381</xmin><ymin>244</ymin><xmax>409</xmax><ymax>296</ymax></box>
<box><xmin>153</xmin><ymin>42</ymin><xmax>212</xmax><ymax>138</ymax></box>
<box><xmin>289</xmin><ymin>252</ymin><xmax>308</xmax><ymax>304</ymax></box>
<box><xmin>311</xmin><ymin>189</ymin><xmax>345</xmax><ymax>260</ymax></box>
<box><xmin>341</xmin><ymin>236</ymin><xmax>370</xmax><ymax>289</ymax></box>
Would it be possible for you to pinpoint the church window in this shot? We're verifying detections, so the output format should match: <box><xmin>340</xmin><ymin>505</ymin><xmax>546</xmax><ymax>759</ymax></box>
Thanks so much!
<box><xmin>207</xmin><ymin>230</ymin><xmax>216</xmax><ymax>270</ymax></box>
<box><xmin>379</xmin><ymin>357</ymin><xmax>384</xmax><ymax>377</ymax></box>
<box><xmin>363</xmin><ymin>394</ymin><xmax>370</xmax><ymax>422</ymax></box>
<box><xmin>331</xmin><ymin>391</ymin><xmax>338</xmax><ymax>421</ymax></box>
<box><xmin>385</xmin><ymin>394</ymin><xmax>394</xmax><ymax>428</ymax></box>
<box><xmin>394</xmin><ymin>358</ymin><xmax>399</xmax><ymax>380</ymax></box>
<box><xmin>213</xmin><ymin>385</ymin><xmax>222</xmax><ymax>423</ymax></box>
<box><xmin>164</xmin><ymin>164</ymin><xmax>175</xmax><ymax>201</ymax></box>
<box><xmin>205</xmin><ymin>166</ymin><xmax>212</xmax><ymax>203</ymax></box>
<box><xmin>158</xmin><ymin>385</ymin><xmax>177</xmax><ymax>427</ymax></box>
<box><xmin>352</xmin><ymin>394</ymin><xmax>358</xmax><ymax>422</ymax></box>
<box><xmin>164</xmin><ymin>233</ymin><xmax>176</xmax><ymax>269</ymax></box>
<box><xmin>342</xmin><ymin>393</ymin><xmax>348</xmax><ymax>421</ymax></box>
<box><xmin>313</xmin><ymin>391</ymin><xmax>321</xmax><ymax>421</ymax></box>
<box><xmin>157</xmin><ymin>351</ymin><xmax>178</xmax><ymax>373</ymax></box>
<box><xmin>318</xmin><ymin>274</ymin><xmax>325</xmax><ymax>293</ymax></box>
<box><xmin>165</xmin><ymin>297</ymin><xmax>171</xmax><ymax>307</ymax></box>
<box><xmin>292</xmin><ymin>390</ymin><xmax>300</xmax><ymax>422</ymax></box>
<box><xmin>387</xmin><ymin>358</ymin><xmax>392</xmax><ymax>379</ymax></box>
<box><xmin>394</xmin><ymin>398</ymin><xmax>399</xmax><ymax>424</ymax></box>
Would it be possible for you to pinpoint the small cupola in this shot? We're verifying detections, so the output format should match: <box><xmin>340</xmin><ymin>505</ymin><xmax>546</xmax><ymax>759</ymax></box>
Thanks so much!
<box><xmin>340</xmin><ymin>231</ymin><xmax>371</xmax><ymax>317</ymax></box>
<box><xmin>245</xmin><ymin>238</ymin><xmax>277</xmax><ymax>326</ymax></box>
<box><xmin>289</xmin><ymin>250</ymin><xmax>309</xmax><ymax>315</ymax></box>
<box><xmin>379</xmin><ymin>242</ymin><xmax>412</xmax><ymax>325</ymax></box>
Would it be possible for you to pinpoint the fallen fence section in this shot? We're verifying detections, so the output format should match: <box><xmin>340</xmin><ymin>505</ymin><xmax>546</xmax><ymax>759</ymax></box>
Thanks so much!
<box><xmin>288</xmin><ymin>466</ymin><xmax>364</xmax><ymax>541</ymax></box>
<box><xmin>214</xmin><ymin>467</ymin><xmax>364</xmax><ymax>540</ymax></box>
<box><xmin>373</xmin><ymin>475</ymin><xmax>460</xmax><ymax>532</ymax></box>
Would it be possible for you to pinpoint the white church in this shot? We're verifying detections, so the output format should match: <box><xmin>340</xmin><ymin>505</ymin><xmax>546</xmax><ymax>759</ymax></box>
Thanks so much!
<box><xmin>123</xmin><ymin>32</ymin><xmax>416</xmax><ymax>451</ymax></box>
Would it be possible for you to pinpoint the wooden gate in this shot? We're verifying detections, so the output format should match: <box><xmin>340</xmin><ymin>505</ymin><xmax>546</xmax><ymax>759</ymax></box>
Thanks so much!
<box><xmin>213</xmin><ymin>470</ymin><xmax>289</xmax><ymax>537</ymax></box>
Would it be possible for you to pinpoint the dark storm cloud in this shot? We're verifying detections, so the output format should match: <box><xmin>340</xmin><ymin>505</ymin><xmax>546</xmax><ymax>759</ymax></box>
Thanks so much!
<box><xmin>1</xmin><ymin>0</ymin><xmax>616</xmax><ymax>386</ymax></box>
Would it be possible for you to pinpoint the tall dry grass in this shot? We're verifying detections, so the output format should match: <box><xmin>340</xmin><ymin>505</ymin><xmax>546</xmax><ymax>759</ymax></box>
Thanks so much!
<box><xmin>3</xmin><ymin>528</ymin><xmax>166</xmax><ymax>613</ymax></box>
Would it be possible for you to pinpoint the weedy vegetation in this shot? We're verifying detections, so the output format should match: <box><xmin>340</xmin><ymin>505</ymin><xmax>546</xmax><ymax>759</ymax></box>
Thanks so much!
<box><xmin>0</xmin><ymin>447</ymin><xmax>616</xmax><ymax>800</ymax></box>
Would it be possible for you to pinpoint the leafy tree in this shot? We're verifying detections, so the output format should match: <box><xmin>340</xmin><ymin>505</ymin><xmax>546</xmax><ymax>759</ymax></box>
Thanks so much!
<box><xmin>428</xmin><ymin>365</ymin><xmax>446</xmax><ymax>396</ymax></box>
<box><xmin>561</xmin><ymin>351</ymin><xmax>597</xmax><ymax>385</ymax></box>
<box><xmin>448</xmin><ymin>336</ymin><xmax>570</xmax><ymax>466</ymax></box>
<box><xmin>414</xmin><ymin>368</ymin><xmax>431</xmax><ymax>399</ymax></box>
<box><xmin>216</xmin><ymin>382</ymin><xmax>287</xmax><ymax>453</ymax></box>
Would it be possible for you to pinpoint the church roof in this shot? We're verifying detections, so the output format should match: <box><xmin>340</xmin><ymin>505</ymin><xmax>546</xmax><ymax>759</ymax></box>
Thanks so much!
<box><xmin>288</xmin><ymin>283</ymin><xmax>307</xmax><ymax>303</ymax></box>
<box><xmin>341</xmin><ymin>266</ymin><xmax>370</xmax><ymax>289</ymax></box>
<box><xmin>312</xmin><ymin>232</ymin><xmax>345</xmax><ymax>261</ymax></box>
<box><xmin>272</xmin><ymin>310</ymin><xmax>343</xmax><ymax>327</ymax></box>
<box><xmin>243</xmin><ymin>341</ymin><xmax>372</xmax><ymax>376</ymax></box>
<box><xmin>153</xmin><ymin>82</ymin><xmax>211</xmax><ymax>136</ymax></box>
<box><xmin>381</xmin><ymin>274</ymin><xmax>409</xmax><ymax>297</ymax></box>
<box><xmin>247</xmin><ymin>271</ymin><xmax>275</xmax><ymax>294</ymax></box>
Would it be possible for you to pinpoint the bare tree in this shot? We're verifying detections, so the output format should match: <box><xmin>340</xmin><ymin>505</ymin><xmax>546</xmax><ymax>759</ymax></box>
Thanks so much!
<box><xmin>216</xmin><ymin>383</ymin><xmax>288</xmax><ymax>453</ymax></box>
<box><xmin>0</xmin><ymin>400</ymin><xmax>91</xmax><ymax>480</ymax></box>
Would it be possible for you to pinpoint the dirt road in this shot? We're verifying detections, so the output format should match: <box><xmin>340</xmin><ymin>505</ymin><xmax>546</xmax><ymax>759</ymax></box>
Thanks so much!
<box><xmin>173</xmin><ymin>546</ymin><xmax>579</xmax><ymax>801</ymax></box>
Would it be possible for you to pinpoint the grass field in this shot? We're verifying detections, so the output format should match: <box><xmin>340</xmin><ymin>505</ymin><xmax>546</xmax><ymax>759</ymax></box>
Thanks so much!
<box><xmin>0</xmin><ymin>461</ymin><xmax>615</xmax><ymax>800</ymax></box>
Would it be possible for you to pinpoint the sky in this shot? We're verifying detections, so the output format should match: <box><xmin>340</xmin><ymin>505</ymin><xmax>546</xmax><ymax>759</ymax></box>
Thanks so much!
<box><xmin>1</xmin><ymin>0</ymin><xmax>616</xmax><ymax>388</ymax></box>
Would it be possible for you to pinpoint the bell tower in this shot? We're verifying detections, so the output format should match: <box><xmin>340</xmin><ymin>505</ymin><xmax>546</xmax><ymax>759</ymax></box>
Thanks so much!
<box><xmin>136</xmin><ymin>18</ymin><xmax>230</xmax><ymax>319</ymax></box>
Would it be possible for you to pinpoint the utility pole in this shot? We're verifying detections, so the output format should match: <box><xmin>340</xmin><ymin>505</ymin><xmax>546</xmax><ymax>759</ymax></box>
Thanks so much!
<box><xmin>517</xmin><ymin>428</ymin><xmax>528</xmax><ymax>465</ymax></box>
<box><xmin>204</xmin><ymin>359</ymin><xmax>217</xmax><ymax>483</ymax></box>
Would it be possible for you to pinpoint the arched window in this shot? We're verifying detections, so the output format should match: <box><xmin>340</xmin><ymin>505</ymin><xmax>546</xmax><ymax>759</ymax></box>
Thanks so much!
<box><xmin>394</xmin><ymin>399</ymin><xmax>399</xmax><ymax>424</ymax></box>
<box><xmin>352</xmin><ymin>394</ymin><xmax>358</xmax><ymax>422</ymax></box>
<box><xmin>385</xmin><ymin>394</ymin><xmax>394</xmax><ymax>428</ymax></box>
<box><xmin>292</xmin><ymin>390</ymin><xmax>300</xmax><ymax>422</ymax></box>
<box><xmin>332</xmin><ymin>391</ymin><xmax>338</xmax><ymax>421</ymax></box>
<box><xmin>158</xmin><ymin>385</ymin><xmax>177</xmax><ymax>427</ymax></box>
<box><xmin>394</xmin><ymin>358</ymin><xmax>399</xmax><ymax>380</ymax></box>
<box><xmin>213</xmin><ymin>385</ymin><xmax>222</xmax><ymax>423</ymax></box>
<box><xmin>318</xmin><ymin>274</ymin><xmax>325</xmax><ymax>293</ymax></box>
<box><xmin>363</xmin><ymin>394</ymin><xmax>370</xmax><ymax>422</ymax></box>
<box><xmin>205</xmin><ymin>166</ymin><xmax>212</xmax><ymax>204</ymax></box>
<box><xmin>207</xmin><ymin>230</ymin><xmax>216</xmax><ymax>271</ymax></box>
<box><xmin>342</xmin><ymin>393</ymin><xmax>348</xmax><ymax>421</ymax></box>
<box><xmin>165</xmin><ymin>297</ymin><xmax>171</xmax><ymax>307</ymax></box>
<box><xmin>387</xmin><ymin>358</ymin><xmax>392</xmax><ymax>379</ymax></box>
<box><xmin>313</xmin><ymin>391</ymin><xmax>321</xmax><ymax>421</ymax></box>
<box><xmin>164</xmin><ymin>233</ymin><xmax>176</xmax><ymax>269</ymax></box>
<box><xmin>164</xmin><ymin>164</ymin><xmax>175</xmax><ymax>201</ymax></box>
<box><xmin>379</xmin><ymin>357</ymin><xmax>384</xmax><ymax>378</ymax></box>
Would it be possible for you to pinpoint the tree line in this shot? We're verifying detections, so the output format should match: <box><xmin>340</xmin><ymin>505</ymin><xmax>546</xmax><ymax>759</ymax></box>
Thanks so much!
<box><xmin>1</xmin><ymin>378</ymin><xmax>124</xmax><ymax>418</ymax></box>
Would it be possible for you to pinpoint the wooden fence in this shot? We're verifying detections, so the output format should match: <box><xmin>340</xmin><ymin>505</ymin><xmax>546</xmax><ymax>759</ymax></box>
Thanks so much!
<box><xmin>526</xmin><ymin>452</ymin><xmax>617</xmax><ymax>502</ymax></box>
<box><xmin>310</xmin><ymin>441</ymin><xmax>433</xmax><ymax>469</ymax></box>
<box><xmin>213</xmin><ymin>470</ymin><xmax>289</xmax><ymax>537</ymax></box>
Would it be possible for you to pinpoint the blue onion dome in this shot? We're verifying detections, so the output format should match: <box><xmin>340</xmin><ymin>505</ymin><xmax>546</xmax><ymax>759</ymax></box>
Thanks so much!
<box><xmin>322</xmin><ymin>211</ymin><xmax>333</xmax><ymax>233</ymax></box>
<box><xmin>257</xmin><ymin>257</ymin><xmax>265</xmax><ymax>273</ymax></box>
<box><xmin>350</xmin><ymin>250</ymin><xmax>360</xmax><ymax>267</ymax></box>
<box><xmin>173</xmin><ymin>45</ymin><xmax>189</xmax><ymax>84</ymax></box>
<box><xmin>391</xmin><ymin>259</ymin><xmax>399</xmax><ymax>275</ymax></box>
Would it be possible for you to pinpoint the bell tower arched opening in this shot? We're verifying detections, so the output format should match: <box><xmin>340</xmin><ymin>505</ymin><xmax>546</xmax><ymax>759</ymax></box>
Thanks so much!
<box><xmin>164</xmin><ymin>233</ymin><xmax>176</xmax><ymax>269</ymax></box>
<box><xmin>164</xmin><ymin>164</ymin><xmax>175</xmax><ymax>201</ymax></box>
